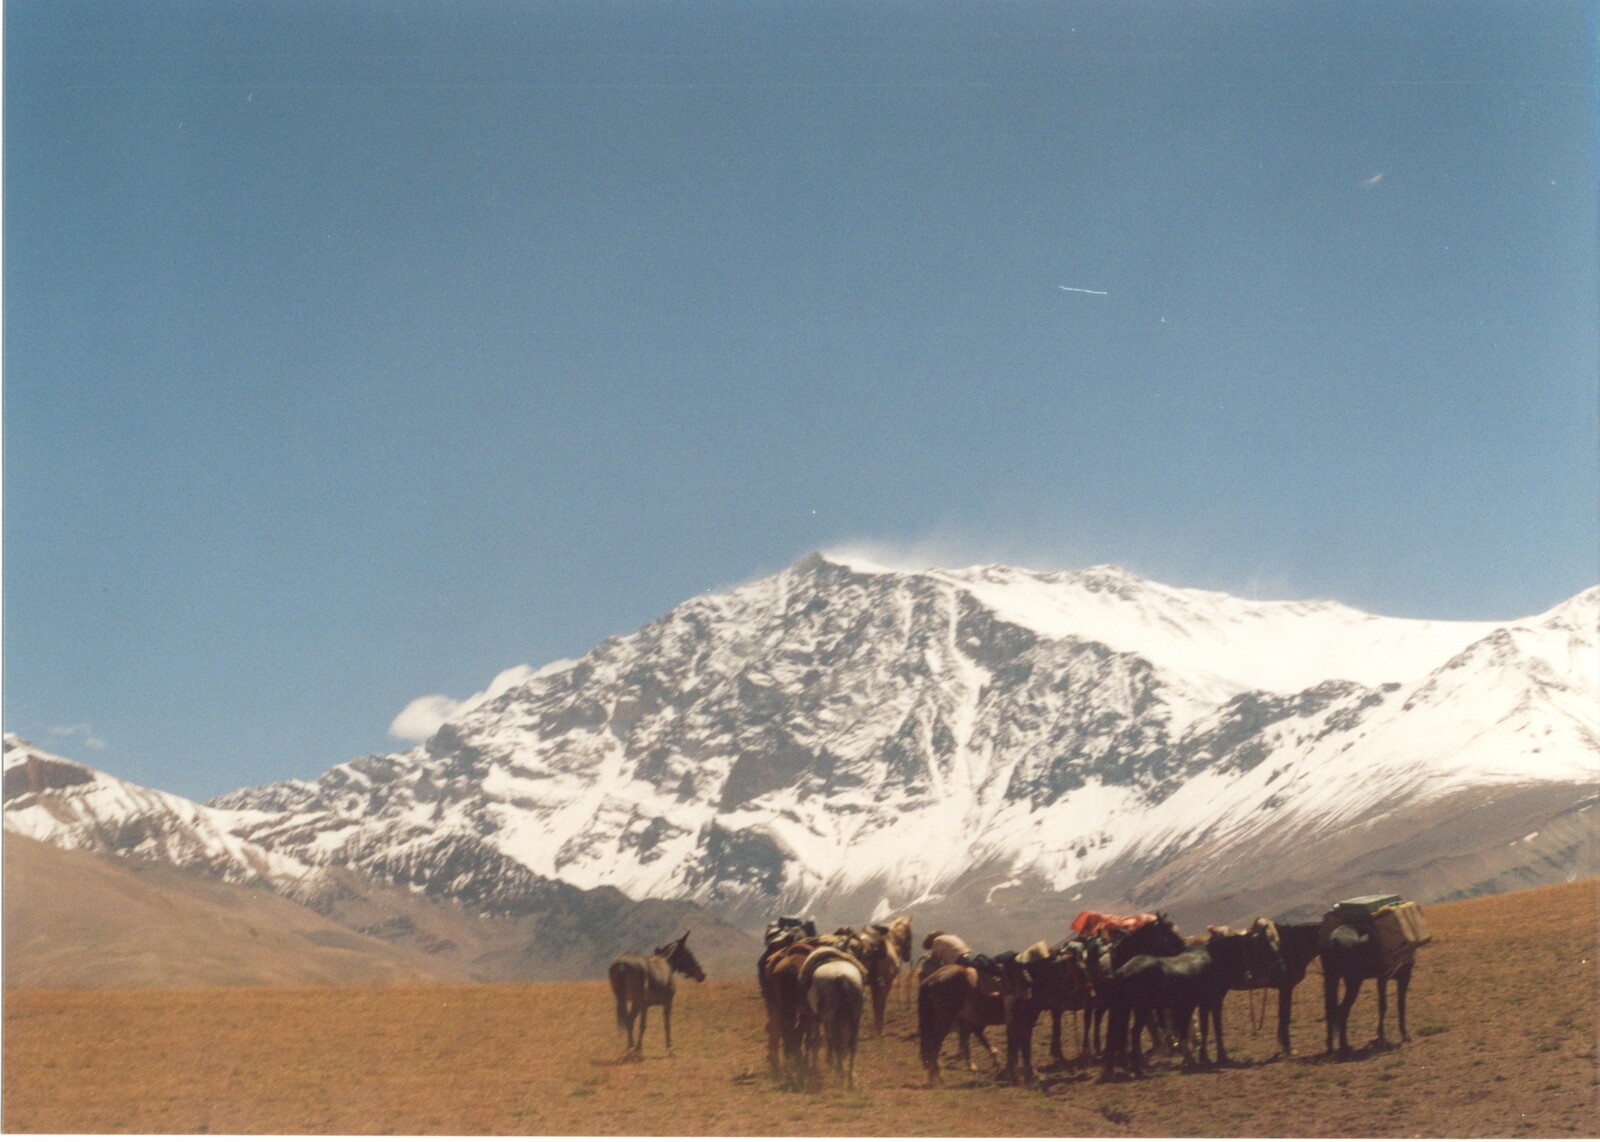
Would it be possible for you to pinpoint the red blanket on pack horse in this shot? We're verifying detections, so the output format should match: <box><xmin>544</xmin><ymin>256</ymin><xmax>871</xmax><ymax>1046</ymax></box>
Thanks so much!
<box><xmin>1070</xmin><ymin>910</ymin><xmax>1160</xmax><ymax>941</ymax></box>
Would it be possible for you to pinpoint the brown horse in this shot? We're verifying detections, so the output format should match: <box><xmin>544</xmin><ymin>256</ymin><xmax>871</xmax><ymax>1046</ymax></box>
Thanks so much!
<box><xmin>877</xmin><ymin>914</ymin><xmax>915</xmax><ymax>1010</ymax></box>
<box><xmin>916</xmin><ymin>964</ymin><xmax>1005</xmax><ymax>1084</ymax></box>
<box><xmin>760</xmin><ymin>939</ymin><xmax>817</xmax><ymax>1086</ymax></box>
<box><xmin>607</xmin><ymin>932</ymin><xmax>705</xmax><ymax>1055</ymax></box>
<box><xmin>1040</xmin><ymin>938</ymin><xmax>1105</xmax><ymax>1064</ymax></box>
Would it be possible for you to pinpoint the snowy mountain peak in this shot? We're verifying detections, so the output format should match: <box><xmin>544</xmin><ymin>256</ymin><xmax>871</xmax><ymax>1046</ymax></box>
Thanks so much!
<box><xmin>10</xmin><ymin>562</ymin><xmax>1594</xmax><ymax>938</ymax></box>
<box><xmin>179</xmin><ymin>558</ymin><xmax>1596</xmax><ymax>926</ymax></box>
<box><xmin>3</xmin><ymin>735</ymin><xmax>313</xmax><ymax>887</ymax></box>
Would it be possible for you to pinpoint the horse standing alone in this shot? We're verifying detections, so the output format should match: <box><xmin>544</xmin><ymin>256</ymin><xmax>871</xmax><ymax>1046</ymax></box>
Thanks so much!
<box><xmin>608</xmin><ymin>932</ymin><xmax>706</xmax><ymax>1055</ymax></box>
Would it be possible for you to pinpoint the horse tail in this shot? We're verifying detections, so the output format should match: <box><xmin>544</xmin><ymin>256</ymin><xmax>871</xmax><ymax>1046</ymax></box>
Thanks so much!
<box><xmin>608</xmin><ymin>960</ymin><xmax>631</xmax><ymax>1032</ymax></box>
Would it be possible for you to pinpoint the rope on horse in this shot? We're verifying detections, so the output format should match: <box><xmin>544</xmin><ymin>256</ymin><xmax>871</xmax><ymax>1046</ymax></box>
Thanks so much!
<box><xmin>1247</xmin><ymin>984</ymin><xmax>1268</xmax><ymax>1032</ymax></box>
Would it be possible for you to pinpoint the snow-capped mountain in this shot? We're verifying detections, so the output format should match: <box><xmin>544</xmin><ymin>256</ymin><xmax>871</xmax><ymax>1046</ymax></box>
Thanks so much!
<box><xmin>188</xmin><ymin>552</ymin><xmax>1597</xmax><ymax>926</ymax></box>
<box><xmin>2</xmin><ymin>734</ymin><xmax>757</xmax><ymax>980</ymax></box>
<box><xmin>2</xmin><ymin>736</ymin><xmax>312</xmax><ymax>888</ymax></box>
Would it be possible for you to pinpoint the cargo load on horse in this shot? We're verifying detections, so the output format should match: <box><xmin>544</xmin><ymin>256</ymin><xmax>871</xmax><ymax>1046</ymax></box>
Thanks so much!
<box><xmin>1319</xmin><ymin>897</ymin><xmax>1431</xmax><ymax>978</ymax></box>
<box><xmin>1070</xmin><ymin>910</ymin><xmax>1160</xmax><ymax>941</ymax></box>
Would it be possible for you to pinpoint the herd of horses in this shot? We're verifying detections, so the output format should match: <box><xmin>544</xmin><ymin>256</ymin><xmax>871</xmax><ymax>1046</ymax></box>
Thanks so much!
<box><xmin>607</xmin><ymin>908</ymin><xmax>1417</xmax><ymax>1091</ymax></box>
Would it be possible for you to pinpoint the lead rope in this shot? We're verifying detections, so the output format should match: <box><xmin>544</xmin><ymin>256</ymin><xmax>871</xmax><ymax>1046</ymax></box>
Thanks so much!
<box><xmin>1248</xmin><ymin>984</ymin><xmax>1268</xmax><ymax>1032</ymax></box>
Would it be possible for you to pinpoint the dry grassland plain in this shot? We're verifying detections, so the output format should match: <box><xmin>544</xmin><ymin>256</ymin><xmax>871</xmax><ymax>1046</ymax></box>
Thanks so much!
<box><xmin>5</xmin><ymin>879</ymin><xmax>1597</xmax><ymax>1137</ymax></box>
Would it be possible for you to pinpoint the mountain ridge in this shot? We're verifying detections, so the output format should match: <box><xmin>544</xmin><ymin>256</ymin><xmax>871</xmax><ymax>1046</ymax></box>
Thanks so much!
<box><xmin>7</xmin><ymin>553</ymin><xmax>1596</xmax><ymax>964</ymax></box>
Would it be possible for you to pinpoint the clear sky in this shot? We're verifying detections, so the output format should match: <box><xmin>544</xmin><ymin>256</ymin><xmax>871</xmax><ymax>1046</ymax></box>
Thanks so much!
<box><xmin>5</xmin><ymin>0</ymin><xmax>1597</xmax><ymax>801</ymax></box>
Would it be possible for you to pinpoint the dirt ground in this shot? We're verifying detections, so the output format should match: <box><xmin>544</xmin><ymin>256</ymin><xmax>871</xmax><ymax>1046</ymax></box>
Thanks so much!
<box><xmin>5</xmin><ymin>879</ymin><xmax>1597</xmax><ymax>1136</ymax></box>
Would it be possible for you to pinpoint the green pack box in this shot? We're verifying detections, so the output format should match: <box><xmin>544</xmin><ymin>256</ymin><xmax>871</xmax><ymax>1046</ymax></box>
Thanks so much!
<box><xmin>1331</xmin><ymin>893</ymin><xmax>1403</xmax><ymax>921</ymax></box>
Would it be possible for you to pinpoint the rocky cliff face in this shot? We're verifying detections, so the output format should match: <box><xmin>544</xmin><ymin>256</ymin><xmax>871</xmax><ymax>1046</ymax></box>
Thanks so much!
<box><xmin>187</xmin><ymin>553</ymin><xmax>1599</xmax><ymax>927</ymax></box>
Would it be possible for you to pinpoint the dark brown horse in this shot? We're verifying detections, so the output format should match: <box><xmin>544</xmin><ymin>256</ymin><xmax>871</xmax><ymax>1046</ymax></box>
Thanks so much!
<box><xmin>1107</xmin><ymin>912</ymin><xmax>1186</xmax><ymax>967</ymax></box>
<box><xmin>1191</xmin><ymin>926</ymin><xmax>1286</xmax><ymax>1065</ymax></box>
<box><xmin>1322</xmin><ymin>922</ymin><xmax>1415</xmax><ymax>1054</ymax></box>
<box><xmin>1101</xmin><ymin>927</ymin><xmax>1283</xmax><ymax>1078</ymax></box>
<box><xmin>1227</xmin><ymin>919</ymin><xmax>1325</xmax><ymax>1056</ymax></box>
<box><xmin>968</xmin><ymin>945</ymin><xmax>1066</xmax><ymax>1086</ymax></box>
<box><xmin>608</xmin><ymin>932</ymin><xmax>705</xmax><ymax>1055</ymax></box>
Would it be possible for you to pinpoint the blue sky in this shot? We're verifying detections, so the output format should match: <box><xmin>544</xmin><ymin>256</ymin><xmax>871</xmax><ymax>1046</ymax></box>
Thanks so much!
<box><xmin>6</xmin><ymin>0</ymin><xmax>1597</xmax><ymax>800</ymax></box>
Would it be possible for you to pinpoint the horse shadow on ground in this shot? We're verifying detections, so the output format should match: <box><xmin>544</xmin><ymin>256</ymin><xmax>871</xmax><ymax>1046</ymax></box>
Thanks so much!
<box><xmin>589</xmin><ymin>1052</ymin><xmax>647</xmax><ymax>1067</ymax></box>
<box><xmin>1294</xmin><ymin>1039</ymin><xmax>1400</xmax><ymax>1066</ymax></box>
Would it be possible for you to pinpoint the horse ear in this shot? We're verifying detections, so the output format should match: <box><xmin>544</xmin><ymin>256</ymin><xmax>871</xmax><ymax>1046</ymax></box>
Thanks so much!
<box><xmin>680</xmin><ymin>930</ymin><xmax>690</xmax><ymax>943</ymax></box>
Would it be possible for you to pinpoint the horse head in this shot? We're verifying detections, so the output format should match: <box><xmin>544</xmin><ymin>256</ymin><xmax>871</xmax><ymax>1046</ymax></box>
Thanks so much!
<box><xmin>1246</xmin><ymin>923</ymin><xmax>1287</xmax><ymax>986</ymax></box>
<box><xmin>1207</xmin><ymin>927</ymin><xmax>1286</xmax><ymax>988</ymax></box>
<box><xmin>1111</xmin><ymin>913</ymin><xmax>1185</xmax><ymax>966</ymax></box>
<box><xmin>665</xmin><ymin>932</ymin><xmax>707</xmax><ymax>982</ymax></box>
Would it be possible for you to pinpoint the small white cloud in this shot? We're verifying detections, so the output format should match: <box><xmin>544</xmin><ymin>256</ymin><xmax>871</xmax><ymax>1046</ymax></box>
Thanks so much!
<box><xmin>1358</xmin><ymin>171</ymin><xmax>1384</xmax><ymax>189</ymax></box>
<box><xmin>387</xmin><ymin>664</ymin><xmax>540</xmax><ymax>742</ymax></box>
<box><xmin>50</xmin><ymin>723</ymin><xmax>107</xmax><ymax>750</ymax></box>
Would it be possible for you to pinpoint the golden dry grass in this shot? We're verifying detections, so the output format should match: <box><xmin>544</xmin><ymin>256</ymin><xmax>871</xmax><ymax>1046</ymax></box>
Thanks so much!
<box><xmin>5</xmin><ymin>878</ymin><xmax>1597</xmax><ymax>1136</ymax></box>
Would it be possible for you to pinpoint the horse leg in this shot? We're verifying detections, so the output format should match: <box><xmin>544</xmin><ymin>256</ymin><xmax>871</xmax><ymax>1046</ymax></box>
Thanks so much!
<box><xmin>997</xmin><ymin>999</ymin><xmax>1019</xmax><ymax>1084</ymax></box>
<box><xmin>918</xmin><ymin>984</ymin><xmax>952</xmax><ymax>1087</ymax></box>
<box><xmin>1396</xmin><ymin>964</ymin><xmax>1412</xmax><ymax>1042</ymax></box>
<box><xmin>626</xmin><ymin>996</ymin><xmax>643</xmax><ymax>1052</ymax></box>
<box><xmin>1102</xmin><ymin>1002</ymin><xmax>1129</xmax><ymax>1079</ymax></box>
<box><xmin>1173</xmin><ymin>1005</ymin><xmax>1197</xmax><ymax>1069</ymax></box>
<box><xmin>637</xmin><ymin>1005</ymin><xmax>649</xmax><ymax>1054</ymax></box>
<box><xmin>1212</xmin><ymin>997</ymin><xmax>1230</xmax><ymax>1065</ymax></box>
<box><xmin>1277</xmin><ymin>983</ymin><xmax>1294</xmax><ymax>1057</ymax></box>
<box><xmin>1129</xmin><ymin>1008</ymin><xmax>1149</xmax><ymax>1075</ymax></box>
<box><xmin>1337</xmin><ymin>977</ymin><xmax>1362</xmax><ymax>1054</ymax></box>
<box><xmin>613</xmin><ymin>984</ymin><xmax>630</xmax><ymax>1045</ymax></box>
<box><xmin>765</xmin><ymin>1011</ymin><xmax>782</xmax><ymax>1078</ymax></box>
<box><xmin>662</xmin><ymin>999</ymin><xmax>674</xmax><ymax>1055</ymax></box>
<box><xmin>1322</xmin><ymin>969</ymin><xmax>1338</xmax><ymax>1054</ymax></box>
<box><xmin>1019</xmin><ymin>1007</ymin><xmax>1039</xmax><ymax>1086</ymax></box>
<box><xmin>970</xmin><ymin>1023</ymin><xmax>999</xmax><ymax>1070</ymax></box>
